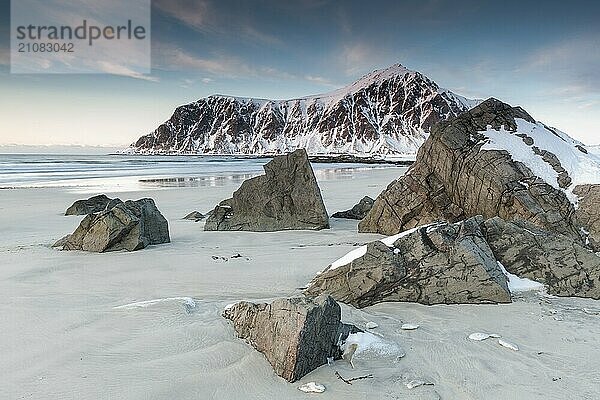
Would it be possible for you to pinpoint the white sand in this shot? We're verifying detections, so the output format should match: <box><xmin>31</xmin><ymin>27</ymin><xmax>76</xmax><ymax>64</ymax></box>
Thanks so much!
<box><xmin>1</xmin><ymin>166</ymin><xmax>599</xmax><ymax>399</ymax></box>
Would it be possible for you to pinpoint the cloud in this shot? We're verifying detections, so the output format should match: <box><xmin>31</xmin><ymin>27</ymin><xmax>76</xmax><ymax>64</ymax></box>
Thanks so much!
<box><xmin>154</xmin><ymin>0</ymin><xmax>282</xmax><ymax>45</ymax></box>
<box><xmin>335</xmin><ymin>42</ymin><xmax>399</xmax><ymax>77</ymax></box>
<box><xmin>164</xmin><ymin>49</ymin><xmax>257</xmax><ymax>78</ymax></box>
<box><xmin>154</xmin><ymin>0</ymin><xmax>213</xmax><ymax>33</ymax></box>
<box><xmin>157</xmin><ymin>47</ymin><xmax>337</xmax><ymax>88</ymax></box>
<box><xmin>96</xmin><ymin>61</ymin><xmax>159</xmax><ymax>82</ymax></box>
<box><xmin>523</xmin><ymin>36</ymin><xmax>600</xmax><ymax>95</ymax></box>
<box><xmin>305</xmin><ymin>75</ymin><xmax>336</xmax><ymax>87</ymax></box>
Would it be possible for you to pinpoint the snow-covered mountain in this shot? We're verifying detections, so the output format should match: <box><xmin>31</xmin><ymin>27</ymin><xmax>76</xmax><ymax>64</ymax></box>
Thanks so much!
<box><xmin>127</xmin><ymin>64</ymin><xmax>479</xmax><ymax>156</ymax></box>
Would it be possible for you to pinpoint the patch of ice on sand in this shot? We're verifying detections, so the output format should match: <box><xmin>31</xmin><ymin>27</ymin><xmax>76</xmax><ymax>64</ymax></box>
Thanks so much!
<box><xmin>400</xmin><ymin>323</ymin><xmax>419</xmax><ymax>330</ymax></box>
<box><xmin>342</xmin><ymin>332</ymin><xmax>405</xmax><ymax>358</ymax></box>
<box><xmin>498</xmin><ymin>338</ymin><xmax>519</xmax><ymax>351</ymax></box>
<box><xmin>405</xmin><ymin>380</ymin><xmax>434</xmax><ymax>389</ymax></box>
<box><xmin>468</xmin><ymin>332</ymin><xmax>501</xmax><ymax>341</ymax></box>
<box><xmin>113</xmin><ymin>297</ymin><xmax>196</xmax><ymax>310</ymax></box>
<box><xmin>298</xmin><ymin>382</ymin><xmax>326</xmax><ymax>393</ymax></box>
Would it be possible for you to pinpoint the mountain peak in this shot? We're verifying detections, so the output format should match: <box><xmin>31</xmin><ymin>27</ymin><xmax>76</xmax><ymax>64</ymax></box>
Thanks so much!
<box><xmin>129</xmin><ymin>63</ymin><xmax>476</xmax><ymax>156</ymax></box>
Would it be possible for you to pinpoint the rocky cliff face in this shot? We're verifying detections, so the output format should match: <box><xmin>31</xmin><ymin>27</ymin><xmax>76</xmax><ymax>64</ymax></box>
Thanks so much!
<box><xmin>359</xmin><ymin>98</ymin><xmax>600</xmax><ymax>251</ymax></box>
<box><xmin>128</xmin><ymin>64</ymin><xmax>476</xmax><ymax>156</ymax></box>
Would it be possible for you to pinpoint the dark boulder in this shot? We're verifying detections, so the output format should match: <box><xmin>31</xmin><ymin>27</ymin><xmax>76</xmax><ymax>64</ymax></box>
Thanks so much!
<box><xmin>205</xmin><ymin>149</ymin><xmax>329</xmax><ymax>231</ymax></box>
<box><xmin>306</xmin><ymin>216</ymin><xmax>511</xmax><ymax>307</ymax></box>
<box><xmin>223</xmin><ymin>295</ymin><xmax>359</xmax><ymax>382</ymax></box>
<box><xmin>54</xmin><ymin>198</ymin><xmax>170</xmax><ymax>252</ymax></box>
<box><xmin>65</xmin><ymin>194</ymin><xmax>116</xmax><ymax>215</ymax></box>
<box><xmin>359</xmin><ymin>99</ymin><xmax>582</xmax><ymax>245</ymax></box>
<box><xmin>331</xmin><ymin>196</ymin><xmax>374</xmax><ymax>220</ymax></box>
<box><xmin>482</xmin><ymin>217</ymin><xmax>600</xmax><ymax>299</ymax></box>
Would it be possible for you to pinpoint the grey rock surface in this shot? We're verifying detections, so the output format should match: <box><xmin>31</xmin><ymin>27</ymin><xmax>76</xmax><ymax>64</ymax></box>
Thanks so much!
<box><xmin>482</xmin><ymin>217</ymin><xmax>600</xmax><ymax>299</ymax></box>
<box><xmin>573</xmin><ymin>184</ymin><xmax>600</xmax><ymax>252</ymax></box>
<box><xmin>65</xmin><ymin>194</ymin><xmax>115</xmax><ymax>216</ymax></box>
<box><xmin>183</xmin><ymin>211</ymin><xmax>205</xmax><ymax>222</ymax></box>
<box><xmin>306</xmin><ymin>216</ymin><xmax>511</xmax><ymax>307</ymax></box>
<box><xmin>358</xmin><ymin>98</ymin><xmax>580</xmax><ymax>243</ymax></box>
<box><xmin>308</xmin><ymin>215</ymin><xmax>600</xmax><ymax>307</ymax></box>
<box><xmin>204</xmin><ymin>149</ymin><xmax>329</xmax><ymax>231</ymax></box>
<box><xmin>223</xmin><ymin>295</ymin><xmax>359</xmax><ymax>382</ymax></box>
<box><xmin>331</xmin><ymin>196</ymin><xmax>374</xmax><ymax>220</ymax></box>
<box><xmin>55</xmin><ymin>198</ymin><xmax>170</xmax><ymax>252</ymax></box>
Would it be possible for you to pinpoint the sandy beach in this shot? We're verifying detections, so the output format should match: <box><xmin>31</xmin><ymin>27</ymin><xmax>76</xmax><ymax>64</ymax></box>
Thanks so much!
<box><xmin>2</xmin><ymin>165</ymin><xmax>600</xmax><ymax>400</ymax></box>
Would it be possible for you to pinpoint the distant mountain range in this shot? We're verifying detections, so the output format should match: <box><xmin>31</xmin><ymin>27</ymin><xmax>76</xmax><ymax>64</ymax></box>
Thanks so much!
<box><xmin>127</xmin><ymin>64</ymin><xmax>480</xmax><ymax>156</ymax></box>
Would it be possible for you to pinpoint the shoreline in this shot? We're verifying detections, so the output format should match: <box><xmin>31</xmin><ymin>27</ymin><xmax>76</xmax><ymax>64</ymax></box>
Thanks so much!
<box><xmin>110</xmin><ymin>152</ymin><xmax>416</xmax><ymax>166</ymax></box>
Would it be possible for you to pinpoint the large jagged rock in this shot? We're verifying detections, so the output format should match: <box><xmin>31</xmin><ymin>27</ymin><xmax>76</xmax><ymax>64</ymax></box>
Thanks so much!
<box><xmin>204</xmin><ymin>149</ymin><xmax>329</xmax><ymax>231</ymax></box>
<box><xmin>331</xmin><ymin>196</ymin><xmax>374</xmax><ymax>220</ymax></box>
<box><xmin>482</xmin><ymin>217</ymin><xmax>600</xmax><ymax>299</ymax></box>
<box><xmin>223</xmin><ymin>295</ymin><xmax>359</xmax><ymax>382</ymax></box>
<box><xmin>306</xmin><ymin>217</ymin><xmax>511</xmax><ymax>307</ymax></box>
<box><xmin>65</xmin><ymin>194</ymin><xmax>117</xmax><ymax>215</ymax></box>
<box><xmin>359</xmin><ymin>98</ymin><xmax>591</xmax><ymax>244</ymax></box>
<box><xmin>54</xmin><ymin>198</ymin><xmax>170</xmax><ymax>252</ymax></box>
<box><xmin>307</xmin><ymin>215</ymin><xmax>600</xmax><ymax>307</ymax></box>
<box><xmin>573</xmin><ymin>184</ymin><xmax>600</xmax><ymax>252</ymax></box>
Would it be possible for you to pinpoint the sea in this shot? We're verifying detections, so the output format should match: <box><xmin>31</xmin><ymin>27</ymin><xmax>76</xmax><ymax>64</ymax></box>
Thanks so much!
<box><xmin>0</xmin><ymin>153</ymin><xmax>399</xmax><ymax>193</ymax></box>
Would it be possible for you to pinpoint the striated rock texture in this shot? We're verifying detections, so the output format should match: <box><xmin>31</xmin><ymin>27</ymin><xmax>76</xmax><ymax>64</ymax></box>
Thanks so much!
<box><xmin>223</xmin><ymin>295</ymin><xmax>359</xmax><ymax>382</ymax></box>
<box><xmin>306</xmin><ymin>217</ymin><xmax>511</xmax><ymax>307</ymax></box>
<box><xmin>128</xmin><ymin>64</ymin><xmax>477</xmax><ymax>156</ymax></box>
<box><xmin>204</xmin><ymin>149</ymin><xmax>329</xmax><ymax>231</ymax></box>
<box><xmin>307</xmin><ymin>216</ymin><xmax>600</xmax><ymax>307</ymax></box>
<box><xmin>55</xmin><ymin>198</ymin><xmax>170</xmax><ymax>252</ymax></box>
<box><xmin>482</xmin><ymin>217</ymin><xmax>600</xmax><ymax>299</ymax></box>
<box><xmin>65</xmin><ymin>194</ymin><xmax>117</xmax><ymax>216</ymax></box>
<box><xmin>573</xmin><ymin>184</ymin><xmax>600</xmax><ymax>252</ymax></box>
<box><xmin>331</xmin><ymin>196</ymin><xmax>374</xmax><ymax>220</ymax></box>
<box><xmin>359</xmin><ymin>98</ymin><xmax>597</xmax><ymax>244</ymax></box>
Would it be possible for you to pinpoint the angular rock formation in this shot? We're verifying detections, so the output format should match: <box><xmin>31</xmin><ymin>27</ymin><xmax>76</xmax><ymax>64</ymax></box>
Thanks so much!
<box><xmin>128</xmin><ymin>64</ymin><xmax>477</xmax><ymax>156</ymax></box>
<box><xmin>55</xmin><ymin>198</ymin><xmax>170</xmax><ymax>252</ymax></box>
<box><xmin>65</xmin><ymin>194</ymin><xmax>116</xmax><ymax>216</ymax></box>
<box><xmin>307</xmin><ymin>216</ymin><xmax>600</xmax><ymax>307</ymax></box>
<box><xmin>223</xmin><ymin>295</ymin><xmax>359</xmax><ymax>382</ymax></box>
<box><xmin>358</xmin><ymin>98</ymin><xmax>600</xmax><ymax>247</ymax></box>
<box><xmin>573</xmin><ymin>184</ymin><xmax>600</xmax><ymax>252</ymax></box>
<box><xmin>204</xmin><ymin>149</ymin><xmax>329</xmax><ymax>231</ymax></box>
<box><xmin>331</xmin><ymin>196</ymin><xmax>374</xmax><ymax>220</ymax></box>
<box><xmin>183</xmin><ymin>211</ymin><xmax>204</xmax><ymax>222</ymax></box>
<box><xmin>482</xmin><ymin>217</ymin><xmax>600</xmax><ymax>299</ymax></box>
<box><xmin>306</xmin><ymin>217</ymin><xmax>511</xmax><ymax>307</ymax></box>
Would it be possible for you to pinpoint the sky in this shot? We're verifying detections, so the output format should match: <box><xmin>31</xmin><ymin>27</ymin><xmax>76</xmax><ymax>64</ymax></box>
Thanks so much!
<box><xmin>0</xmin><ymin>0</ymin><xmax>599</xmax><ymax>147</ymax></box>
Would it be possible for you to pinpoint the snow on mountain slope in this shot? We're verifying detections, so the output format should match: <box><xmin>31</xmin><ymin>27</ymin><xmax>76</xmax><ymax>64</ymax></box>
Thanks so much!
<box><xmin>128</xmin><ymin>64</ymin><xmax>479</xmax><ymax>156</ymax></box>
<box><xmin>479</xmin><ymin>119</ymin><xmax>600</xmax><ymax>203</ymax></box>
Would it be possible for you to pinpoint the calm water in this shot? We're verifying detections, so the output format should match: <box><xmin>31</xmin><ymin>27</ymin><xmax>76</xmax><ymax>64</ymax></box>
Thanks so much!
<box><xmin>0</xmin><ymin>154</ymin><xmax>399</xmax><ymax>193</ymax></box>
